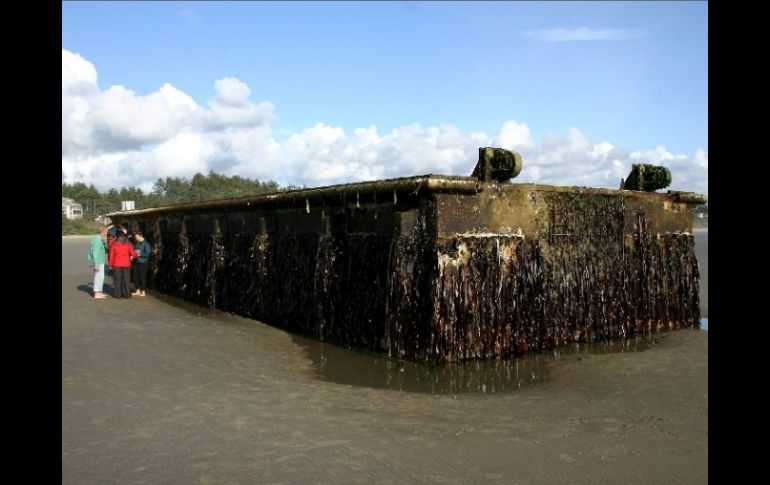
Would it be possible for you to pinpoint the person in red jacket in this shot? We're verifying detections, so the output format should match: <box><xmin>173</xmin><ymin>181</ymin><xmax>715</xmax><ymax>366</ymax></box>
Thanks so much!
<box><xmin>109</xmin><ymin>234</ymin><xmax>138</xmax><ymax>299</ymax></box>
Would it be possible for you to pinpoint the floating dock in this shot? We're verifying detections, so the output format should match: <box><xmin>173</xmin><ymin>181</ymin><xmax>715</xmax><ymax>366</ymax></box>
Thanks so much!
<box><xmin>109</xmin><ymin>148</ymin><xmax>705</xmax><ymax>363</ymax></box>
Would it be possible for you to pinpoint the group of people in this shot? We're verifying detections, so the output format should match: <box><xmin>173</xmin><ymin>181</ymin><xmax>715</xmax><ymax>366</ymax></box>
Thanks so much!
<box><xmin>87</xmin><ymin>224</ymin><xmax>152</xmax><ymax>299</ymax></box>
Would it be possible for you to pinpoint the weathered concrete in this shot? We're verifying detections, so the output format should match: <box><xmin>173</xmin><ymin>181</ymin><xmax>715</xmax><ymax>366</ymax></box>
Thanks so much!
<box><xmin>109</xmin><ymin>165</ymin><xmax>704</xmax><ymax>363</ymax></box>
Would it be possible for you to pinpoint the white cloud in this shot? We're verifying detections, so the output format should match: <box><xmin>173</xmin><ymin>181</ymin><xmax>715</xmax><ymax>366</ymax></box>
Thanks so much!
<box><xmin>524</xmin><ymin>27</ymin><xmax>644</xmax><ymax>42</ymax></box>
<box><xmin>90</xmin><ymin>83</ymin><xmax>201</xmax><ymax>150</ymax></box>
<box><xmin>496</xmin><ymin>120</ymin><xmax>533</xmax><ymax>148</ymax></box>
<box><xmin>61</xmin><ymin>48</ymin><xmax>707</xmax><ymax>196</ymax></box>
<box><xmin>204</xmin><ymin>77</ymin><xmax>274</xmax><ymax>129</ymax></box>
<box><xmin>62</xmin><ymin>49</ymin><xmax>98</xmax><ymax>95</ymax></box>
<box><xmin>694</xmin><ymin>148</ymin><xmax>708</xmax><ymax>169</ymax></box>
<box><xmin>212</xmin><ymin>77</ymin><xmax>251</xmax><ymax>106</ymax></box>
<box><xmin>61</xmin><ymin>49</ymin><xmax>271</xmax><ymax>158</ymax></box>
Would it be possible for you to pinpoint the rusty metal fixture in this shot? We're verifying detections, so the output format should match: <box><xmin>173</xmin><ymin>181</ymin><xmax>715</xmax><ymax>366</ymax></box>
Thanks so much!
<box><xmin>622</xmin><ymin>164</ymin><xmax>672</xmax><ymax>192</ymax></box>
<box><xmin>471</xmin><ymin>147</ymin><xmax>523</xmax><ymax>182</ymax></box>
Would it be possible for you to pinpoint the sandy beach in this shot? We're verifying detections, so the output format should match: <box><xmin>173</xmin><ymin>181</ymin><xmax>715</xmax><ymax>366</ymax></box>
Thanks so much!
<box><xmin>63</xmin><ymin>234</ymin><xmax>707</xmax><ymax>484</ymax></box>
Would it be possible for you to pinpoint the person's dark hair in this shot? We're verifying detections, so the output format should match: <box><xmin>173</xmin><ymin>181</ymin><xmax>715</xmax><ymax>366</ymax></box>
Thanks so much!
<box><xmin>117</xmin><ymin>234</ymin><xmax>128</xmax><ymax>243</ymax></box>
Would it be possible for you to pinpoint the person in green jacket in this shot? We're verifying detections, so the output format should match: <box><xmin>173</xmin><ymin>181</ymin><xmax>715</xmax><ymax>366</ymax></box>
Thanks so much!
<box><xmin>87</xmin><ymin>225</ymin><xmax>109</xmax><ymax>299</ymax></box>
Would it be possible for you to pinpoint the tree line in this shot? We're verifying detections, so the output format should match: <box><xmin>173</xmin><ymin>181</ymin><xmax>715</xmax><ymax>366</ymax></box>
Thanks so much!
<box><xmin>62</xmin><ymin>171</ymin><xmax>299</xmax><ymax>220</ymax></box>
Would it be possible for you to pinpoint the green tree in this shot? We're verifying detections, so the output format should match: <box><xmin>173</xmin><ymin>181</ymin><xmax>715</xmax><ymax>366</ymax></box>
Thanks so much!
<box><xmin>63</xmin><ymin>171</ymin><xmax>287</xmax><ymax>226</ymax></box>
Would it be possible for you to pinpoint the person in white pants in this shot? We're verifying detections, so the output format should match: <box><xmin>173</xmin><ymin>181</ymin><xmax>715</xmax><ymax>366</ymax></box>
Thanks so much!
<box><xmin>88</xmin><ymin>225</ymin><xmax>109</xmax><ymax>299</ymax></box>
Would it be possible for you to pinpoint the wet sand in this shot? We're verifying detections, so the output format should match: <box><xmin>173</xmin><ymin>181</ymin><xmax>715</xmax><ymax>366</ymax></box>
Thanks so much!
<box><xmin>63</xmin><ymin>235</ymin><xmax>707</xmax><ymax>484</ymax></box>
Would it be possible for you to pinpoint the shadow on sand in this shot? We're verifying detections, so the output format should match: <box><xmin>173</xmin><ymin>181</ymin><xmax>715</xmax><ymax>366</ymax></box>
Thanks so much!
<box><xmin>77</xmin><ymin>283</ymin><xmax>115</xmax><ymax>296</ymax></box>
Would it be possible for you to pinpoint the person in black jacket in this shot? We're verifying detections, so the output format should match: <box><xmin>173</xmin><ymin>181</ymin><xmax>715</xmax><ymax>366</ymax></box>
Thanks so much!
<box><xmin>131</xmin><ymin>231</ymin><xmax>152</xmax><ymax>297</ymax></box>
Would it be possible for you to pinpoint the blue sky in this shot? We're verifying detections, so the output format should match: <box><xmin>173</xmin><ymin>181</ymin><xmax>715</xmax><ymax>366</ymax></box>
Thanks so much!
<box><xmin>62</xmin><ymin>1</ymin><xmax>708</xmax><ymax>193</ymax></box>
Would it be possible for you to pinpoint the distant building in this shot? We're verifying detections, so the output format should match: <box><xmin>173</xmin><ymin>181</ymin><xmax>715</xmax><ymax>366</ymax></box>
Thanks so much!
<box><xmin>121</xmin><ymin>201</ymin><xmax>135</xmax><ymax>211</ymax></box>
<box><xmin>693</xmin><ymin>203</ymin><xmax>708</xmax><ymax>219</ymax></box>
<box><xmin>62</xmin><ymin>197</ymin><xmax>83</xmax><ymax>220</ymax></box>
<box><xmin>94</xmin><ymin>215</ymin><xmax>112</xmax><ymax>225</ymax></box>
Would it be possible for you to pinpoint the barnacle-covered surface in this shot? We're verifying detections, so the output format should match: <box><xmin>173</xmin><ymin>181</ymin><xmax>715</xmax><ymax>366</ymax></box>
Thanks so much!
<box><xmin>131</xmin><ymin>199</ymin><xmax>437</xmax><ymax>361</ymax></box>
<box><xmin>117</xmin><ymin>180</ymin><xmax>701</xmax><ymax>364</ymax></box>
<box><xmin>428</xmin><ymin>190</ymin><xmax>699</xmax><ymax>363</ymax></box>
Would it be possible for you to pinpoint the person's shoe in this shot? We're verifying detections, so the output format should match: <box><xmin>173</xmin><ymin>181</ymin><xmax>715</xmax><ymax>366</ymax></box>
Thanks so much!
<box><xmin>94</xmin><ymin>292</ymin><xmax>107</xmax><ymax>299</ymax></box>
<box><xmin>139</xmin><ymin>291</ymin><xmax>146</xmax><ymax>296</ymax></box>
<box><xmin>131</xmin><ymin>291</ymin><xmax>141</xmax><ymax>296</ymax></box>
